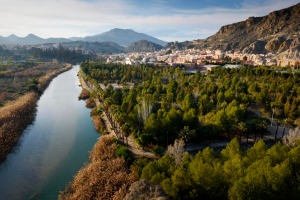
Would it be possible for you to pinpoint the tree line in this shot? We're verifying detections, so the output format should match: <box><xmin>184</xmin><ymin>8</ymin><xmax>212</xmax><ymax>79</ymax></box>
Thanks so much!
<box><xmin>30</xmin><ymin>45</ymin><xmax>96</xmax><ymax>64</ymax></box>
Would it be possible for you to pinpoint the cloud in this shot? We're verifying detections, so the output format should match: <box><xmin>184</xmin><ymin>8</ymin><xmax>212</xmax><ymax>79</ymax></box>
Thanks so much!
<box><xmin>0</xmin><ymin>0</ymin><xmax>298</xmax><ymax>41</ymax></box>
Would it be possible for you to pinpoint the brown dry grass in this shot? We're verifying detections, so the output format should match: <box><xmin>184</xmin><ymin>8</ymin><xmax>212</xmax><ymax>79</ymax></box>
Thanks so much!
<box><xmin>0</xmin><ymin>92</ymin><xmax>38</xmax><ymax>161</ymax></box>
<box><xmin>0</xmin><ymin>63</ymin><xmax>72</xmax><ymax>106</ymax></box>
<box><xmin>86</xmin><ymin>98</ymin><xmax>96</xmax><ymax>108</ymax></box>
<box><xmin>59</xmin><ymin>135</ymin><xmax>137</xmax><ymax>200</ymax></box>
<box><xmin>78</xmin><ymin>89</ymin><xmax>90</xmax><ymax>100</ymax></box>
<box><xmin>0</xmin><ymin>64</ymin><xmax>72</xmax><ymax>162</ymax></box>
<box><xmin>38</xmin><ymin>64</ymin><xmax>72</xmax><ymax>92</ymax></box>
<box><xmin>91</xmin><ymin>114</ymin><xmax>107</xmax><ymax>134</ymax></box>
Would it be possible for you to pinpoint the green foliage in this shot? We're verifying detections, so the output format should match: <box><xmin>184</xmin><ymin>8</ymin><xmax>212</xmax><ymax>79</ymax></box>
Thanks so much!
<box><xmin>81</xmin><ymin>62</ymin><xmax>300</xmax><ymax>147</ymax></box>
<box><xmin>30</xmin><ymin>46</ymin><xmax>95</xmax><ymax>64</ymax></box>
<box><xmin>152</xmin><ymin>145</ymin><xmax>165</xmax><ymax>157</ymax></box>
<box><xmin>140</xmin><ymin>139</ymin><xmax>300</xmax><ymax>200</ymax></box>
<box><xmin>130</xmin><ymin>158</ymin><xmax>150</xmax><ymax>178</ymax></box>
<box><xmin>115</xmin><ymin>144</ymin><xmax>133</xmax><ymax>165</ymax></box>
<box><xmin>91</xmin><ymin>106</ymin><xmax>103</xmax><ymax>116</ymax></box>
<box><xmin>27</xmin><ymin>78</ymin><xmax>38</xmax><ymax>92</ymax></box>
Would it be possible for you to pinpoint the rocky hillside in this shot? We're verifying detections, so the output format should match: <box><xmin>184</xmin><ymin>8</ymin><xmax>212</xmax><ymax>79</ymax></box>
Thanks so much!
<box><xmin>124</xmin><ymin>179</ymin><xmax>168</xmax><ymax>200</ymax></box>
<box><xmin>126</xmin><ymin>40</ymin><xmax>163</xmax><ymax>53</ymax></box>
<box><xmin>168</xmin><ymin>3</ymin><xmax>300</xmax><ymax>59</ymax></box>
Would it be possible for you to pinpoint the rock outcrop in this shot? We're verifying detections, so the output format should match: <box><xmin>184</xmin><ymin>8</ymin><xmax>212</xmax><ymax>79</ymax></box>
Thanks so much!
<box><xmin>167</xmin><ymin>3</ymin><xmax>300</xmax><ymax>59</ymax></box>
<box><xmin>124</xmin><ymin>179</ymin><xmax>168</xmax><ymax>200</ymax></box>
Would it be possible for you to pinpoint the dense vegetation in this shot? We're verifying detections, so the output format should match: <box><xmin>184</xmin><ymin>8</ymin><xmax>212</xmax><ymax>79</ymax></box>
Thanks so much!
<box><xmin>0</xmin><ymin>62</ymin><xmax>70</xmax><ymax>106</ymax></box>
<box><xmin>80</xmin><ymin>61</ymin><xmax>300</xmax><ymax>148</ymax></box>
<box><xmin>63</xmin><ymin>61</ymin><xmax>300</xmax><ymax>199</ymax></box>
<box><xmin>30</xmin><ymin>45</ymin><xmax>96</xmax><ymax>64</ymax></box>
<box><xmin>137</xmin><ymin>138</ymin><xmax>300</xmax><ymax>199</ymax></box>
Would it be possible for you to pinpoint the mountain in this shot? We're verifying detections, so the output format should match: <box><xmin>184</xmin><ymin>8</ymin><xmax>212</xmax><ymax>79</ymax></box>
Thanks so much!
<box><xmin>0</xmin><ymin>28</ymin><xmax>167</xmax><ymax>48</ymax></box>
<box><xmin>0</xmin><ymin>34</ymin><xmax>70</xmax><ymax>45</ymax></box>
<box><xmin>167</xmin><ymin>3</ymin><xmax>300</xmax><ymax>59</ymax></box>
<box><xmin>71</xmin><ymin>28</ymin><xmax>167</xmax><ymax>47</ymax></box>
<box><xmin>125</xmin><ymin>40</ymin><xmax>163</xmax><ymax>53</ymax></box>
<box><xmin>61</xmin><ymin>41</ymin><xmax>125</xmax><ymax>54</ymax></box>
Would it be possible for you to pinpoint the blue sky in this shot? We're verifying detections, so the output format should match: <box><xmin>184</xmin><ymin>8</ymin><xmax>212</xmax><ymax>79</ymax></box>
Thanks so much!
<box><xmin>0</xmin><ymin>0</ymin><xmax>298</xmax><ymax>42</ymax></box>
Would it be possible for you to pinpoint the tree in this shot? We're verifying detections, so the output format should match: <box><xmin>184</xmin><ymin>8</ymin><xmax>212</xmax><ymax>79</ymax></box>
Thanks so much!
<box><xmin>121</xmin><ymin>123</ymin><xmax>130</xmax><ymax>145</ymax></box>
<box><xmin>235</xmin><ymin>122</ymin><xmax>247</xmax><ymax>141</ymax></box>
<box><xmin>282</xmin><ymin>127</ymin><xmax>300</xmax><ymax>148</ymax></box>
<box><xmin>182</xmin><ymin>93</ymin><xmax>196</xmax><ymax>111</ymax></box>
<box><xmin>27</xmin><ymin>78</ymin><xmax>38</xmax><ymax>92</ymax></box>
<box><xmin>111</xmin><ymin>89</ymin><xmax>122</xmax><ymax>105</ymax></box>
<box><xmin>167</xmin><ymin>139</ymin><xmax>185</xmax><ymax>167</ymax></box>
<box><xmin>183</xmin><ymin>108</ymin><xmax>198</xmax><ymax>129</ymax></box>
<box><xmin>244</xmin><ymin>140</ymin><xmax>267</xmax><ymax>165</ymax></box>
<box><xmin>137</xmin><ymin>98</ymin><xmax>152</xmax><ymax>123</ymax></box>
<box><xmin>221</xmin><ymin>138</ymin><xmax>241</xmax><ymax>161</ymax></box>
<box><xmin>189</xmin><ymin>148</ymin><xmax>227</xmax><ymax>199</ymax></box>
<box><xmin>141</xmin><ymin>162</ymin><xmax>159</xmax><ymax>181</ymax></box>
<box><xmin>179</xmin><ymin>126</ymin><xmax>196</xmax><ymax>143</ymax></box>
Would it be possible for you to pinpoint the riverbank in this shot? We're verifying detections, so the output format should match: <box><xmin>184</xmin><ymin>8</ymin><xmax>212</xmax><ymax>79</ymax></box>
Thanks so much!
<box><xmin>0</xmin><ymin>64</ymin><xmax>72</xmax><ymax>163</ymax></box>
<box><xmin>59</xmin><ymin>135</ymin><xmax>137</xmax><ymax>200</ymax></box>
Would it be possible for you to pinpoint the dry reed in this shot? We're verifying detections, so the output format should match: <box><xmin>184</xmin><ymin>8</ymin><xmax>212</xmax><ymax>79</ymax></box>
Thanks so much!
<box><xmin>59</xmin><ymin>135</ymin><xmax>137</xmax><ymax>200</ymax></box>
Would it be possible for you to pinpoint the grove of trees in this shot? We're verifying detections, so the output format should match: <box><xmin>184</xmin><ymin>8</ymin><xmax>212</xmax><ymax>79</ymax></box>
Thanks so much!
<box><xmin>137</xmin><ymin>138</ymin><xmax>300</xmax><ymax>199</ymax></box>
<box><xmin>80</xmin><ymin>61</ymin><xmax>300</xmax><ymax>148</ymax></box>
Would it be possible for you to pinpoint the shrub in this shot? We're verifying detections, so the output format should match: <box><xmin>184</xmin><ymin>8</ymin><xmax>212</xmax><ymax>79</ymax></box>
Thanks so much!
<box><xmin>116</xmin><ymin>145</ymin><xmax>133</xmax><ymax>165</ymax></box>
<box><xmin>152</xmin><ymin>145</ymin><xmax>165</xmax><ymax>157</ymax></box>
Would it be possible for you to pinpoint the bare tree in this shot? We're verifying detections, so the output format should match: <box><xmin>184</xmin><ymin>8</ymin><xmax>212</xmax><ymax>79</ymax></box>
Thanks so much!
<box><xmin>167</xmin><ymin>139</ymin><xmax>185</xmax><ymax>167</ymax></box>
<box><xmin>282</xmin><ymin>127</ymin><xmax>300</xmax><ymax>148</ymax></box>
<box><xmin>137</xmin><ymin>98</ymin><xmax>152</xmax><ymax>123</ymax></box>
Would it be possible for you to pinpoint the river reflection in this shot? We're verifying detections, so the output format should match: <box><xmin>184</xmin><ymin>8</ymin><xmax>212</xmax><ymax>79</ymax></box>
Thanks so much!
<box><xmin>0</xmin><ymin>65</ymin><xmax>99</xmax><ymax>200</ymax></box>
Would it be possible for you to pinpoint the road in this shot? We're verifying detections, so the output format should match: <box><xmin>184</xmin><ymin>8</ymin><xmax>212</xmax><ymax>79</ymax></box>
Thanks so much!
<box><xmin>248</xmin><ymin>106</ymin><xmax>290</xmax><ymax>140</ymax></box>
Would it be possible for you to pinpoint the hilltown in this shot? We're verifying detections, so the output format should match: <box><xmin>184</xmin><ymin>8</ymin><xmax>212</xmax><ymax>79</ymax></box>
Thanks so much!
<box><xmin>104</xmin><ymin>48</ymin><xmax>300</xmax><ymax>70</ymax></box>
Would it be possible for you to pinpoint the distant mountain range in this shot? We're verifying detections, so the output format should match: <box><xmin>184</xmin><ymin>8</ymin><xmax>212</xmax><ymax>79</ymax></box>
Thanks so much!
<box><xmin>167</xmin><ymin>3</ymin><xmax>300</xmax><ymax>59</ymax></box>
<box><xmin>0</xmin><ymin>28</ymin><xmax>167</xmax><ymax>48</ymax></box>
<box><xmin>58</xmin><ymin>40</ymin><xmax>163</xmax><ymax>54</ymax></box>
<box><xmin>0</xmin><ymin>34</ymin><xmax>70</xmax><ymax>45</ymax></box>
<box><xmin>70</xmin><ymin>28</ymin><xmax>167</xmax><ymax>47</ymax></box>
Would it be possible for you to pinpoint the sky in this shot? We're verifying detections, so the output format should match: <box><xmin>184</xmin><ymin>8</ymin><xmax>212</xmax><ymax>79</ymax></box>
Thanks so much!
<box><xmin>0</xmin><ymin>0</ymin><xmax>299</xmax><ymax>42</ymax></box>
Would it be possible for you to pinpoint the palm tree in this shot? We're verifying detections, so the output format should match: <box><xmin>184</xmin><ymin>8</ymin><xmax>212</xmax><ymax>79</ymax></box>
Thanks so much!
<box><xmin>235</xmin><ymin>122</ymin><xmax>247</xmax><ymax>141</ymax></box>
<box><xmin>121</xmin><ymin>123</ymin><xmax>130</xmax><ymax>146</ymax></box>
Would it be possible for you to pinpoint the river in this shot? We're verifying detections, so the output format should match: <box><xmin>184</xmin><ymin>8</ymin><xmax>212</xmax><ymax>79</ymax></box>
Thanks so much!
<box><xmin>0</xmin><ymin>65</ymin><xmax>100</xmax><ymax>200</ymax></box>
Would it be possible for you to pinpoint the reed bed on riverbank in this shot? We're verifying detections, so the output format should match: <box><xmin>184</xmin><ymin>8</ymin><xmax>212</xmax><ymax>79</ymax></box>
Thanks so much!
<box><xmin>0</xmin><ymin>92</ymin><xmax>38</xmax><ymax>161</ymax></box>
<box><xmin>59</xmin><ymin>135</ymin><xmax>137</xmax><ymax>200</ymax></box>
<box><xmin>86</xmin><ymin>98</ymin><xmax>96</xmax><ymax>108</ymax></box>
<box><xmin>0</xmin><ymin>64</ymin><xmax>72</xmax><ymax>162</ymax></box>
<box><xmin>38</xmin><ymin>64</ymin><xmax>72</xmax><ymax>92</ymax></box>
<box><xmin>78</xmin><ymin>89</ymin><xmax>90</xmax><ymax>100</ymax></box>
<box><xmin>91</xmin><ymin>114</ymin><xmax>107</xmax><ymax>134</ymax></box>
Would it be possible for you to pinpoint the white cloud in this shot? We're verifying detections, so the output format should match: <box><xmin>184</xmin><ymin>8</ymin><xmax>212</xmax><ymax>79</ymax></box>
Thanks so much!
<box><xmin>0</xmin><ymin>0</ymin><xmax>298</xmax><ymax>41</ymax></box>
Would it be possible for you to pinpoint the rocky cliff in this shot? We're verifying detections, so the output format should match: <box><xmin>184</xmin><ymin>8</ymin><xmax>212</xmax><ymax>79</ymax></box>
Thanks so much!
<box><xmin>167</xmin><ymin>3</ymin><xmax>300</xmax><ymax>59</ymax></box>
